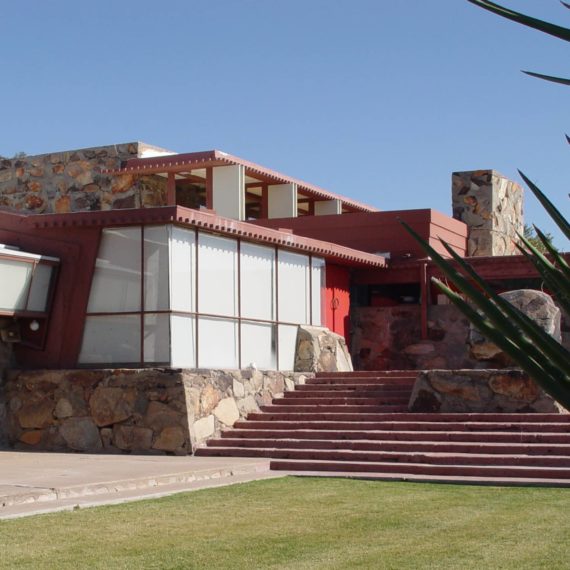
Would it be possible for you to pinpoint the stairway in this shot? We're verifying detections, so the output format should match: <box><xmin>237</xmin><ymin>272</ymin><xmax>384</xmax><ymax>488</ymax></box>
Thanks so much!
<box><xmin>196</xmin><ymin>371</ymin><xmax>570</xmax><ymax>486</ymax></box>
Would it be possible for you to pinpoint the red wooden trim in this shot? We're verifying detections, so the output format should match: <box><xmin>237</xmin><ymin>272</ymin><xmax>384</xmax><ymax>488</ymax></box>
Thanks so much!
<box><xmin>261</xmin><ymin>184</ymin><xmax>269</xmax><ymax>219</ymax></box>
<box><xmin>420</xmin><ymin>261</ymin><xmax>428</xmax><ymax>340</ymax></box>
<box><xmin>205</xmin><ymin>167</ymin><xmax>213</xmax><ymax>210</ymax></box>
<box><xmin>167</xmin><ymin>172</ymin><xmax>176</xmax><ymax>205</ymax></box>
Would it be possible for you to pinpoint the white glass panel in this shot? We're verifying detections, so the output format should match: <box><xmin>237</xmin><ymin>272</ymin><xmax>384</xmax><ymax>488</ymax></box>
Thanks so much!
<box><xmin>26</xmin><ymin>263</ymin><xmax>53</xmax><ymax>312</ymax></box>
<box><xmin>198</xmin><ymin>317</ymin><xmax>238</xmax><ymax>369</ymax></box>
<box><xmin>277</xmin><ymin>251</ymin><xmax>310</xmax><ymax>324</ymax></box>
<box><xmin>170</xmin><ymin>227</ymin><xmax>196</xmax><ymax>312</ymax></box>
<box><xmin>144</xmin><ymin>314</ymin><xmax>170</xmax><ymax>363</ymax></box>
<box><xmin>197</xmin><ymin>233</ymin><xmax>237</xmax><ymax>317</ymax></box>
<box><xmin>144</xmin><ymin>226</ymin><xmax>169</xmax><ymax>311</ymax></box>
<box><xmin>0</xmin><ymin>259</ymin><xmax>33</xmax><ymax>311</ymax></box>
<box><xmin>311</xmin><ymin>257</ymin><xmax>326</xmax><ymax>326</ymax></box>
<box><xmin>87</xmin><ymin>227</ymin><xmax>141</xmax><ymax>312</ymax></box>
<box><xmin>170</xmin><ymin>314</ymin><xmax>196</xmax><ymax>368</ymax></box>
<box><xmin>79</xmin><ymin>315</ymin><xmax>140</xmax><ymax>364</ymax></box>
<box><xmin>241</xmin><ymin>321</ymin><xmax>276</xmax><ymax>370</ymax></box>
<box><xmin>240</xmin><ymin>242</ymin><xmax>275</xmax><ymax>320</ymax></box>
<box><xmin>278</xmin><ymin>324</ymin><xmax>298</xmax><ymax>371</ymax></box>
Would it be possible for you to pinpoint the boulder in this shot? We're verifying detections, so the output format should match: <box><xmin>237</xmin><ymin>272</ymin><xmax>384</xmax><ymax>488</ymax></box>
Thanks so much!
<box><xmin>294</xmin><ymin>326</ymin><xmax>353</xmax><ymax>373</ymax></box>
<box><xmin>470</xmin><ymin>289</ymin><xmax>561</xmax><ymax>365</ymax></box>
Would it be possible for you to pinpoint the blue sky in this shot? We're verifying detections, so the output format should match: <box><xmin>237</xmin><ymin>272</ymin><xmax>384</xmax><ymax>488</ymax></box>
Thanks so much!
<box><xmin>1</xmin><ymin>1</ymin><xmax>568</xmax><ymax>245</ymax></box>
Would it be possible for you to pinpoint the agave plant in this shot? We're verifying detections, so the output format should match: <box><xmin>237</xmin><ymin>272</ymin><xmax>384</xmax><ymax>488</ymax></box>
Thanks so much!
<box><xmin>400</xmin><ymin>0</ymin><xmax>570</xmax><ymax>408</ymax></box>
<box><xmin>402</xmin><ymin>185</ymin><xmax>570</xmax><ymax>409</ymax></box>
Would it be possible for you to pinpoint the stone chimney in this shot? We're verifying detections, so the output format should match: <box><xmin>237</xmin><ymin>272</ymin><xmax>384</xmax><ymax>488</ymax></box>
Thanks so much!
<box><xmin>452</xmin><ymin>170</ymin><xmax>523</xmax><ymax>257</ymax></box>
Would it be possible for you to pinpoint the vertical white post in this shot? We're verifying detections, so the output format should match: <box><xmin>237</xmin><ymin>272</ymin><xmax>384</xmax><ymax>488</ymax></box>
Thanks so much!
<box><xmin>268</xmin><ymin>183</ymin><xmax>297</xmax><ymax>218</ymax></box>
<box><xmin>212</xmin><ymin>165</ymin><xmax>245</xmax><ymax>220</ymax></box>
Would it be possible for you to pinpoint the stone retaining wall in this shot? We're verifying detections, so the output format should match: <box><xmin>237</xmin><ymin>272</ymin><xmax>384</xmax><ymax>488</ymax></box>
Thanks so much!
<box><xmin>409</xmin><ymin>369</ymin><xmax>565</xmax><ymax>413</ymax></box>
<box><xmin>3</xmin><ymin>368</ymin><xmax>311</xmax><ymax>454</ymax></box>
<box><xmin>0</xmin><ymin>143</ymin><xmax>171</xmax><ymax>214</ymax></box>
<box><xmin>0</xmin><ymin>329</ymin><xmax>13</xmax><ymax>448</ymax></box>
<box><xmin>352</xmin><ymin>303</ymin><xmax>570</xmax><ymax>371</ymax></box>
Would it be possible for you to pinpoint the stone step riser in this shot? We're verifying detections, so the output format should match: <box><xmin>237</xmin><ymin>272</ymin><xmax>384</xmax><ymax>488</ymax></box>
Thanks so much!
<box><xmin>246</xmin><ymin>412</ymin><xmax>570</xmax><ymax>422</ymax></box>
<box><xmin>260</xmin><ymin>406</ymin><xmax>410</xmax><ymax>414</ymax></box>
<box><xmin>292</xmin><ymin>385</ymin><xmax>413</xmax><ymax>393</ymax></box>
<box><xmin>269</xmin><ymin>460</ymin><xmax>570</xmax><ymax>480</ymax></box>
<box><xmin>307</xmin><ymin>378</ymin><xmax>416</xmax><ymax>385</ymax></box>
<box><xmin>276</xmin><ymin>397</ymin><xmax>410</xmax><ymax>405</ymax></box>
<box><xmin>208</xmin><ymin>438</ymin><xmax>570</xmax><ymax>456</ymax></box>
<box><xmin>234</xmin><ymin>420</ymin><xmax>570</xmax><ymax>432</ymax></box>
<box><xmin>315</xmin><ymin>371</ymin><xmax>418</xmax><ymax>378</ymax></box>
<box><xmin>221</xmin><ymin>429</ymin><xmax>570</xmax><ymax>444</ymax></box>
<box><xmin>196</xmin><ymin>447</ymin><xmax>570</xmax><ymax>468</ymax></box>
<box><xmin>284</xmin><ymin>384</ymin><xmax>412</xmax><ymax>398</ymax></box>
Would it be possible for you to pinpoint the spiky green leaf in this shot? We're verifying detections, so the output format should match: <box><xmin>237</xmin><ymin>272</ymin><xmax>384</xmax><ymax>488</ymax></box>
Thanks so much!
<box><xmin>467</xmin><ymin>0</ymin><xmax>570</xmax><ymax>42</ymax></box>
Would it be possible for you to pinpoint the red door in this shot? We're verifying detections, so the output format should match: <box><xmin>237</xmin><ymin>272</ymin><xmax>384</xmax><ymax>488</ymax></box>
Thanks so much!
<box><xmin>325</xmin><ymin>264</ymin><xmax>350</xmax><ymax>345</ymax></box>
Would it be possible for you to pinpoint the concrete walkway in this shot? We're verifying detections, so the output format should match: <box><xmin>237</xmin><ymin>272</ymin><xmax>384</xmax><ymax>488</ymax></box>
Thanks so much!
<box><xmin>0</xmin><ymin>451</ymin><xmax>280</xmax><ymax>519</ymax></box>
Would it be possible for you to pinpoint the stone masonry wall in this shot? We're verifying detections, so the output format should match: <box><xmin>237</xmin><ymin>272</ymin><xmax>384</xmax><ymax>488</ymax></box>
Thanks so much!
<box><xmin>409</xmin><ymin>369</ymin><xmax>565</xmax><ymax>414</ymax></box>
<box><xmin>452</xmin><ymin>170</ymin><xmax>523</xmax><ymax>257</ymax></box>
<box><xmin>0</xmin><ymin>332</ymin><xmax>12</xmax><ymax>448</ymax></box>
<box><xmin>0</xmin><ymin>143</ymin><xmax>170</xmax><ymax>214</ymax></box>
<box><xmin>352</xmin><ymin>303</ymin><xmax>570</xmax><ymax>371</ymax></box>
<box><xmin>2</xmin><ymin>368</ymin><xmax>311</xmax><ymax>454</ymax></box>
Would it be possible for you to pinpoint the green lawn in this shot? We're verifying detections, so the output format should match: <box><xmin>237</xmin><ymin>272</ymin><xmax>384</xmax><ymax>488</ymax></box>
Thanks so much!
<box><xmin>1</xmin><ymin>477</ymin><xmax>569</xmax><ymax>569</ymax></box>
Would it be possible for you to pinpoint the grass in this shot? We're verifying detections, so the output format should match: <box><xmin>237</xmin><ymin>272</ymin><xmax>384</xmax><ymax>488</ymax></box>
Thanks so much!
<box><xmin>1</xmin><ymin>477</ymin><xmax>569</xmax><ymax>569</ymax></box>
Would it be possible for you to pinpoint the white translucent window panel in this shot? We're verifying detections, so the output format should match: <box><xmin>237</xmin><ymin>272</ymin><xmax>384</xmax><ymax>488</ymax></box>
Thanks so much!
<box><xmin>197</xmin><ymin>233</ymin><xmax>238</xmax><ymax>317</ymax></box>
<box><xmin>26</xmin><ymin>263</ymin><xmax>53</xmax><ymax>312</ymax></box>
<box><xmin>143</xmin><ymin>314</ymin><xmax>170</xmax><ymax>363</ymax></box>
<box><xmin>277</xmin><ymin>250</ymin><xmax>310</xmax><ymax>324</ymax></box>
<box><xmin>79</xmin><ymin>315</ymin><xmax>140</xmax><ymax>364</ymax></box>
<box><xmin>144</xmin><ymin>226</ymin><xmax>169</xmax><ymax>311</ymax></box>
<box><xmin>0</xmin><ymin>259</ymin><xmax>33</xmax><ymax>311</ymax></box>
<box><xmin>87</xmin><ymin>227</ymin><xmax>141</xmax><ymax>313</ymax></box>
<box><xmin>198</xmin><ymin>317</ymin><xmax>238</xmax><ymax>369</ymax></box>
<box><xmin>170</xmin><ymin>226</ymin><xmax>196</xmax><ymax>312</ymax></box>
<box><xmin>240</xmin><ymin>242</ymin><xmax>275</xmax><ymax>320</ymax></box>
<box><xmin>311</xmin><ymin>257</ymin><xmax>326</xmax><ymax>326</ymax></box>
<box><xmin>278</xmin><ymin>324</ymin><xmax>298</xmax><ymax>371</ymax></box>
<box><xmin>170</xmin><ymin>314</ymin><xmax>196</xmax><ymax>369</ymax></box>
<box><xmin>241</xmin><ymin>321</ymin><xmax>276</xmax><ymax>370</ymax></box>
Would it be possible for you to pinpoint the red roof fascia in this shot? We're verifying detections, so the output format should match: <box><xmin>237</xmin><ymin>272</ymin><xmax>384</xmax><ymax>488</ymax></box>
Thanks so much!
<box><xmin>23</xmin><ymin>206</ymin><xmax>385</xmax><ymax>268</ymax></box>
<box><xmin>102</xmin><ymin>150</ymin><xmax>378</xmax><ymax>213</ymax></box>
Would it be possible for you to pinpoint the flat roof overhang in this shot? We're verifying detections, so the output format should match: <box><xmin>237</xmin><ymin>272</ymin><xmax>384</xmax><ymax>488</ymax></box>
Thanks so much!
<box><xmin>102</xmin><ymin>150</ymin><xmax>379</xmax><ymax>214</ymax></box>
<box><xmin>27</xmin><ymin>206</ymin><xmax>386</xmax><ymax>269</ymax></box>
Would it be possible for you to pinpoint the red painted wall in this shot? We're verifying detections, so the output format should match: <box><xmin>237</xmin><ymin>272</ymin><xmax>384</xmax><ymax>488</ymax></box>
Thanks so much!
<box><xmin>253</xmin><ymin>209</ymin><xmax>467</xmax><ymax>261</ymax></box>
<box><xmin>325</xmin><ymin>264</ymin><xmax>351</xmax><ymax>345</ymax></box>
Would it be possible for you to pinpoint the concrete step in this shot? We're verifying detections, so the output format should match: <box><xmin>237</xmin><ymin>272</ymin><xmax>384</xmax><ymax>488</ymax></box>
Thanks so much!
<box><xmin>221</xmin><ymin>429</ymin><xmax>570</xmax><ymax>444</ymax></box>
<box><xmin>293</xmin><ymin>384</ymin><xmax>413</xmax><ymax>393</ymax></box>
<box><xmin>283</xmin><ymin>384</ymin><xmax>412</xmax><ymax>394</ymax></box>
<box><xmin>246</xmin><ymin>412</ymin><xmax>570</xmax><ymax>422</ymax></box>
<box><xmin>196</xmin><ymin>446</ymin><xmax>570</xmax><ymax>467</ymax></box>
<box><xmin>307</xmin><ymin>377</ymin><xmax>416</xmax><ymax>385</ymax></box>
<box><xmin>208</xmin><ymin>437</ymin><xmax>570</xmax><ymax>456</ymax></box>
<box><xmin>234</xmin><ymin>420</ymin><xmax>570</xmax><ymax>432</ymax></box>
<box><xmin>274</xmin><ymin>397</ymin><xmax>410</xmax><ymax>405</ymax></box>
<box><xmin>260</xmin><ymin>405</ymin><xmax>409</xmax><ymax>414</ymax></box>
<box><xmin>269</xmin><ymin>459</ymin><xmax>570</xmax><ymax>481</ymax></box>
<box><xmin>314</xmin><ymin>370</ymin><xmax>418</xmax><ymax>378</ymax></box>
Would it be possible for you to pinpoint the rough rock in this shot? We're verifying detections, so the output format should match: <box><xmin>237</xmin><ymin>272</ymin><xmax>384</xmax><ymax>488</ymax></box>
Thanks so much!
<box><xmin>409</xmin><ymin>369</ymin><xmax>564</xmax><ymax>413</ymax></box>
<box><xmin>470</xmin><ymin>290</ymin><xmax>561</xmax><ymax>364</ymax></box>
<box><xmin>89</xmin><ymin>386</ymin><xmax>135</xmax><ymax>427</ymax></box>
<box><xmin>60</xmin><ymin>417</ymin><xmax>102</xmax><ymax>451</ymax></box>
<box><xmin>294</xmin><ymin>326</ymin><xmax>353</xmax><ymax>372</ymax></box>
<box><xmin>213</xmin><ymin>398</ymin><xmax>240</xmax><ymax>426</ymax></box>
<box><xmin>153</xmin><ymin>426</ymin><xmax>186</xmax><ymax>452</ymax></box>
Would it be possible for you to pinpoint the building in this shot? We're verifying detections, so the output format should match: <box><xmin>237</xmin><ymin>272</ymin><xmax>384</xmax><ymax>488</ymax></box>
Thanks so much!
<box><xmin>0</xmin><ymin>142</ymin><xmax>539</xmax><ymax>373</ymax></box>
